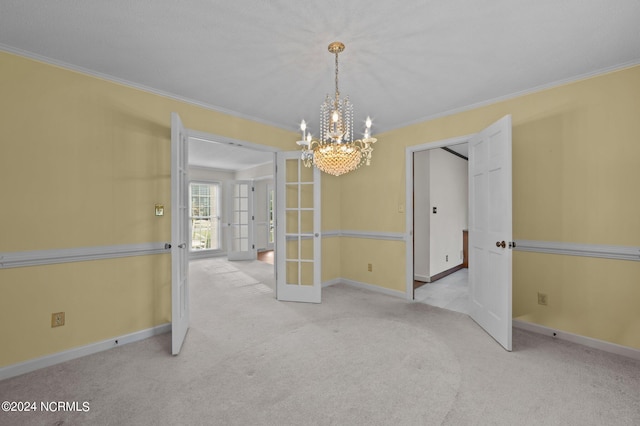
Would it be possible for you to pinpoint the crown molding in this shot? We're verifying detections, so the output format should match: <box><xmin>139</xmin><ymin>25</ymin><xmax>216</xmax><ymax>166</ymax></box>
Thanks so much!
<box><xmin>0</xmin><ymin>44</ymin><xmax>289</xmax><ymax>132</ymax></box>
<box><xmin>385</xmin><ymin>59</ymin><xmax>640</xmax><ymax>134</ymax></box>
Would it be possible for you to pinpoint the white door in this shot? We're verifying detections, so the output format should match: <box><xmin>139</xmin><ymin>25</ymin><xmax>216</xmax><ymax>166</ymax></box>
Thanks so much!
<box><xmin>468</xmin><ymin>115</ymin><xmax>513</xmax><ymax>351</ymax></box>
<box><xmin>227</xmin><ymin>180</ymin><xmax>255</xmax><ymax>261</ymax></box>
<box><xmin>170</xmin><ymin>113</ymin><xmax>190</xmax><ymax>355</ymax></box>
<box><xmin>266</xmin><ymin>183</ymin><xmax>275</xmax><ymax>250</ymax></box>
<box><xmin>275</xmin><ymin>151</ymin><xmax>321</xmax><ymax>303</ymax></box>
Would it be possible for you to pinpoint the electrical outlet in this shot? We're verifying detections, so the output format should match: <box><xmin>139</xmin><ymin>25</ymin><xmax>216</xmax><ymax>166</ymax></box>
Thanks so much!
<box><xmin>51</xmin><ymin>312</ymin><xmax>65</xmax><ymax>327</ymax></box>
<box><xmin>367</xmin><ymin>263</ymin><xmax>373</xmax><ymax>272</ymax></box>
<box><xmin>537</xmin><ymin>293</ymin><xmax>548</xmax><ymax>306</ymax></box>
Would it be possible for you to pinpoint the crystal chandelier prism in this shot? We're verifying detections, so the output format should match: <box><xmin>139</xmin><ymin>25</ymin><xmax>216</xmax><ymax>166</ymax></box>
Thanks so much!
<box><xmin>297</xmin><ymin>42</ymin><xmax>376</xmax><ymax>176</ymax></box>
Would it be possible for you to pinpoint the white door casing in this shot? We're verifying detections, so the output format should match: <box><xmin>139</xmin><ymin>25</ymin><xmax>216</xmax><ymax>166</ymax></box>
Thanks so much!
<box><xmin>468</xmin><ymin>115</ymin><xmax>513</xmax><ymax>351</ymax></box>
<box><xmin>171</xmin><ymin>113</ymin><xmax>190</xmax><ymax>355</ymax></box>
<box><xmin>227</xmin><ymin>180</ymin><xmax>255</xmax><ymax>261</ymax></box>
<box><xmin>275</xmin><ymin>151</ymin><xmax>321</xmax><ymax>303</ymax></box>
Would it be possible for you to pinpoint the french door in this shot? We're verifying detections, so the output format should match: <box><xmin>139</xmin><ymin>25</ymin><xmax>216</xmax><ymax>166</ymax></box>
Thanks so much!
<box><xmin>227</xmin><ymin>180</ymin><xmax>255</xmax><ymax>261</ymax></box>
<box><xmin>275</xmin><ymin>152</ymin><xmax>321</xmax><ymax>303</ymax></box>
<box><xmin>170</xmin><ymin>113</ymin><xmax>189</xmax><ymax>355</ymax></box>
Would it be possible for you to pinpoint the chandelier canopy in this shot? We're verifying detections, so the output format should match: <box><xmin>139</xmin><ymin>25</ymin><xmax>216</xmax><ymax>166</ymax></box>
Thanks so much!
<box><xmin>297</xmin><ymin>42</ymin><xmax>376</xmax><ymax>176</ymax></box>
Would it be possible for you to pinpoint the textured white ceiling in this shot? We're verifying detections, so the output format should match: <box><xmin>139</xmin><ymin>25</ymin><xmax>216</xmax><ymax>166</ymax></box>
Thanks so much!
<box><xmin>189</xmin><ymin>137</ymin><xmax>274</xmax><ymax>171</ymax></box>
<box><xmin>1</xmin><ymin>0</ymin><xmax>640</xmax><ymax>168</ymax></box>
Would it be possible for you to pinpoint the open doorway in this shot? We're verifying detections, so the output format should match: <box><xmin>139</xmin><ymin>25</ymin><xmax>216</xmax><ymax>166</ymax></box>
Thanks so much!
<box><xmin>413</xmin><ymin>144</ymin><xmax>469</xmax><ymax>314</ymax></box>
<box><xmin>404</xmin><ymin>115</ymin><xmax>513</xmax><ymax>351</ymax></box>
<box><xmin>188</xmin><ymin>131</ymin><xmax>277</xmax><ymax>275</ymax></box>
<box><xmin>404</xmin><ymin>134</ymin><xmax>472</xmax><ymax>306</ymax></box>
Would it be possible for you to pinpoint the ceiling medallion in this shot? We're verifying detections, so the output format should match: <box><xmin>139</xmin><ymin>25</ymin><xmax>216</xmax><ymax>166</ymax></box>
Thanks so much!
<box><xmin>297</xmin><ymin>42</ymin><xmax>376</xmax><ymax>176</ymax></box>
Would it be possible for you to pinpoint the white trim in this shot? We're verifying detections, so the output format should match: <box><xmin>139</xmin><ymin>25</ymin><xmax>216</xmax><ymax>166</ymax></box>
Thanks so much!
<box><xmin>188</xmin><ymin>164</ymin><xmax>241</xmax><ymax>174</ymax></box>
<box><xmin>515</xmin><ymin>240</ymin><xmax>640</xmax><ymax>262</ymax></box>
<box><xmin>189</xmin><ymin>249</ymin><xmax>226</xmax><ymax>260</ymax></box>
<box><xmin>0</xmin><ymin>323</ymin><xmax>171</xmax><ymax>381</ymax></box>
<box><xmin>322</xmin><ymin>278</ymin><xmax>342</xmax><ymax>287</ymax></box>
<box><xmin>189</xmin><ymin>131</ymin><xmax>280</xmax><ymax>153</ymax></box>
<box><xmin>0</xmin><ymin>243</ymin><xmax>169</xmax><ymax>269</ymax></box>
<box><xmin>4</xmin><ymin>45</ymin><xmax>639</xmax><ymax>135</ymax></box>
<box><xmin>414</xmin><ymin>274</ymin><xmax>430</xmax><ymax>282</ymax></box>
<box><xmin>322</xmin><ymin>230</ymin><xmax>341</xmax><ymax>238</ymax></box>
<box><xmin>386</xmin><ymin>60</ymin><xmax>640</xmax><ymax>133</ymax></box>
<box><xmin>513</xmin><ymin>319</ymin><xmax>640</xmax><ymax>361</ymax></box>
<box><xmin>324</xmin><ymin>278</ymin><xmax>406</xmax><ymax>299</ymax></box>
<box><xmin>321</xmin><ymin>230</ymin><xmax>405</xmax><ymax>241</ymax></box>
<box><xmin>0</xmin><ymin>44</ymin><xmax>290</xmax><ymax>133</ymax></box>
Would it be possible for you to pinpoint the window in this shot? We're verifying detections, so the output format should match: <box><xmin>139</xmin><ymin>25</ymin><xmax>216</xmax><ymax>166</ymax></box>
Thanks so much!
<box><xmin>189</xmin><ymin>182</ymin><xmax>221</xmax><ymax>251</ymax></box>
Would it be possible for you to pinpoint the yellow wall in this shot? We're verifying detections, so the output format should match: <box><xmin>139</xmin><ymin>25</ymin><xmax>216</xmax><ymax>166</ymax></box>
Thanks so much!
<box><xmin>1</xmin><ymin>256</ymin><xmax>171</xmax><ymax>365</ymax></box>
<box><xmin>321</xmin><ymin>174</ymin><xmax>342</xmax><ymax>283</ymax></box>
<box><xmin>2</xmin><ymin>50</ymin><xmax>639</xmax><ymax>367</ymax></box>
<box><xmin>514</xmin><ymin>252</ymin><xmax>640</xmax><ymax>349</ymax></box>
<box><xmin>0</xmin><ymin>51</ymin><xmax>296</xmax><ymax>366</ymax></box>
<box><xmin>339</xmin><ymin>65</ymin><xmax>640</xmax><ymax>350</ymax></box>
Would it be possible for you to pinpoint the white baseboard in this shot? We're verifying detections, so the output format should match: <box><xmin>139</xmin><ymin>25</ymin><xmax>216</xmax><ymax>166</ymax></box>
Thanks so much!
<box><xmin>513</xmin><ymin>319</ymin><xmax>640</xmax><ymax>361</ymax></box>
<box><xmin>0</xmin><ymin>323</ymin><xmax>171</xmax><ymax>381</ymax></box>
<box><xmin>322</xmin><ymin>278</ymin><xmax>341</xmax><ymax>287</ymax></box>
<box><xmin>414</xmin><ymin>274</ymin><xmax>430</xmax><ymax>282</ymax></box>
<box><xmin>324</xmin><ymin>278</ymin><xmax>405</xmax><ymax>299</ymax></box>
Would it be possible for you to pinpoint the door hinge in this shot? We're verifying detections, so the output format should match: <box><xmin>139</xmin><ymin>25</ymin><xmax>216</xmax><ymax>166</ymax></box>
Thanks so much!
<box><xmin>252</xmin><ymin>244</ymin><xmax>255</xmax><ymax>249</ymax></box>
<box><xmin>252</xmin><ymin>186</ymin><xmax>255</xmax><ymax>192</ymax></box>
<box><xmin>509</xmin><ymin>241</ymin><xmax>517</xmax><ymax>249</ymax></box>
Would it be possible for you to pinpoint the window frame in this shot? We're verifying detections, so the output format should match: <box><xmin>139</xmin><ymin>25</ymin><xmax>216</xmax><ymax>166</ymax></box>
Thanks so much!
<box><xmin>189</xmin><ymin>181</ymin><xmax>222</xmax><ymax>253</ymax></box>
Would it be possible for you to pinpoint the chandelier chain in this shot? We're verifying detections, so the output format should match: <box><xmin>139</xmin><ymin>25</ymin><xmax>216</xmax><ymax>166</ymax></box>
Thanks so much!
<box><xmin>334</xmin><ymin>50</ymin><xmax>340</xmax><ymax>101</ymax></box>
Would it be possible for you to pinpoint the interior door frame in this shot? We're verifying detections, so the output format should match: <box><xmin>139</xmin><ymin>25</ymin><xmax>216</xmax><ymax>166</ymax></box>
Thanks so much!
<box><xmin>405</xmin><ymin>134</ymin><xmax>473</xmax><ymax>300</ymax></box>
<box><xmin>188</xmin><ymin>130</ymin><xmax>279</xmax><ymax>263</ymax></box>
<box><xmin>405</xmin><ymin>118</ymin><xmax>513</xmax><ymax>351</ymax></box>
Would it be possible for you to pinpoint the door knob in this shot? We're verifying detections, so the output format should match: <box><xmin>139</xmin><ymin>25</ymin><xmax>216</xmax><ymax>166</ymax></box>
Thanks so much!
<box><xmin>496</xmin><ymin>241</ymin><xmax>506</xmax><ymax>248</ymax></box>
<box><xmin>178</xmin><ymin>243</ymin><xmax>186</xmax><ymax>249</ymax></box>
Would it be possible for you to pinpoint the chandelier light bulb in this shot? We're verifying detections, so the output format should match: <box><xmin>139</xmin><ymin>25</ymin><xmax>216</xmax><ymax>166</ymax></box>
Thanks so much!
<box><xmin>300</xmin><ymin>120</ymin><xmax>306</xmax><ymax>132</ymax></box>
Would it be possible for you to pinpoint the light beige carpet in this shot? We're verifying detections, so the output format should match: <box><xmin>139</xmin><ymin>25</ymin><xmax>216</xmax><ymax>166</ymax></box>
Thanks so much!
<box><xmin>1</xmin><ymin>257</ymin><xmax>639</xmax><ymax>425</ymax></box>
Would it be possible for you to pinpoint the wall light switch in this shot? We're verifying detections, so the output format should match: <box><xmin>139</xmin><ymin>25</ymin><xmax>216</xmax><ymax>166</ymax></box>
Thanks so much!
<box><xmin>155</xmin><ymin>204</ymin><xmax>164</xmax><ymax>216</ymax></box>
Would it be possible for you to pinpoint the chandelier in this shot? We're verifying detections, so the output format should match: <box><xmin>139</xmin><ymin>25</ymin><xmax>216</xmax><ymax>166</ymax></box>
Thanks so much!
<box><xmin>297</xmin><ymin>42</ymin><xmax>376</xmax><ymax>176</ymax></box>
